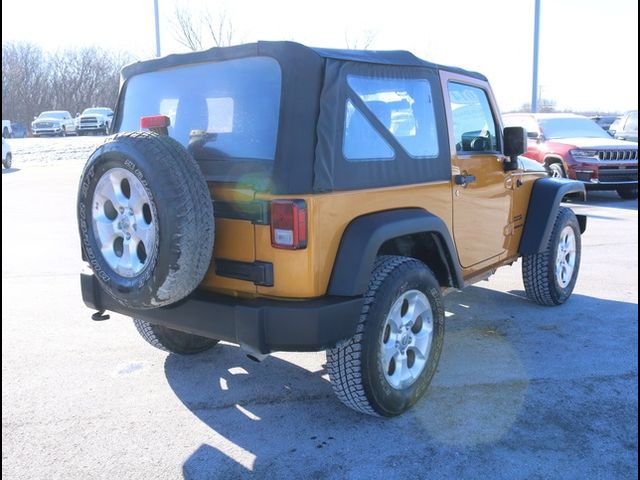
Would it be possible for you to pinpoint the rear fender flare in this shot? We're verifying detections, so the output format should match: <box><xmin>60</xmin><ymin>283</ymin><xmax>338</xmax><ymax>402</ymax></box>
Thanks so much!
<box><xmin>327</xmin><ymin>208</ymin><xmax>463</xmax><ymax>296</ymax></box>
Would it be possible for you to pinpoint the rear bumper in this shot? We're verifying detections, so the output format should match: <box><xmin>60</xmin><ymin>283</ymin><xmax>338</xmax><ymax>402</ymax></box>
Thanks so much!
<box><xmin>81</xmin><ymin>272</ymin><xmax>363</xmax><ymax>356</ymax></box>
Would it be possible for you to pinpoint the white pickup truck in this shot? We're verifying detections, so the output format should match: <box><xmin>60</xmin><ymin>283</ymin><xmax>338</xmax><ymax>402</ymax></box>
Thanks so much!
<box><xmin>76</xmin><ymin>107</ymin><xmax>114</xmax><ymax>135</ymax></box>
<box><xmin>32</xmin><ymin>111</ymin><xmax>77</xmax><ymax>137</ymax></box>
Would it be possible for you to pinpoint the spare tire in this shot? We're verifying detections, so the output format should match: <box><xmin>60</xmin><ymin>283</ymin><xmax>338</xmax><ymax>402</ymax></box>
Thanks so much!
<box><xmin>77</xmin><ymin>131</ymin><xmax>214</xmax><ymax>309</ymax></box>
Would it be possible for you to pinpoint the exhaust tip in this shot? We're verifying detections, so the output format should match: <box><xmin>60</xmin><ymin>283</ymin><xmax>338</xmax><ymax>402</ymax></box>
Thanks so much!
<box><xmin>246</xmin><ymin>353</ymin><xmax>267</xmax><ymax>363</ymax></box>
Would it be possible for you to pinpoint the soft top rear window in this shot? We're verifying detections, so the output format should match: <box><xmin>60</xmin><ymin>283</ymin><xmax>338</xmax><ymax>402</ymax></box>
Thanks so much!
<box><xmin>118</xmin><ymin>57</ymin><xmax>282</xmax><ymax>183</ymax></box>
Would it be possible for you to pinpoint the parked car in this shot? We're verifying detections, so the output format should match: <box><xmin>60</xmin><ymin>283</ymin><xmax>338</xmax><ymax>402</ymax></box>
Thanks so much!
<box><xmin>2</xmin><ymin>138</ymin><xmax>12</xmax><ymax>169</ymax></box>
<box><xmin>10</xmin><ymin>122</ymin><xmax>28</xmax><ymax>138</ymax></box>
<box><xmin>31</xmin><ymin>111</ymin><xmax>77</xmax><ymax>137</ymax></box>
<box><xmin>590</xmin><ymin>115</ymin><xmax>618</xmax><ymax>133</ymax></box>
<box><xmin>503</xmin><ymin>113</ymin><xmax>638</xmax><ymax>199</ymax></box>
<box><xmin>610</xmin><ymin>110</ymin><xmax>638</xmax><ymax>142</ymax></box>
<box><xmin>2</xmin><ymin>120</ymin><xmax>12</xmax><ymax>138</ymax></box>
<box><xmin>78</xmin><ymin>41</ymin><xmax>587</xmax><ymax>417</ymax></box>
<box><xmin>76</xmin><ymin>107</ymin><xmax>114</xmax><ymax>135</ymax></box>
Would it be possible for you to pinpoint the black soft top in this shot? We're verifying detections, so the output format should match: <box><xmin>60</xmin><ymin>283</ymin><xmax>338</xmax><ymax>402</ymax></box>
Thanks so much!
<box><xmin>121</xmin><ymin>41</ymin><xmax>486</xmax><ymax>82</ymax></box>
<box><xmin>117</xmin><ymin>42</ymin><xmax>485</xmax><ymax>194</ymax></box>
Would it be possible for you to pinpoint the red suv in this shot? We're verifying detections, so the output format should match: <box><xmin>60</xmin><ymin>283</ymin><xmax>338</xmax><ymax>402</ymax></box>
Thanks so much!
<box><xmin>503</xmin><ymin>113</ymin><xmax>638</xmax><ymax>199</ymax></box>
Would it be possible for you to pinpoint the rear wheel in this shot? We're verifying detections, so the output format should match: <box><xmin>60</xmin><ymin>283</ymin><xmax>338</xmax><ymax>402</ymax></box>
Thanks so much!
<box><xmin>327</xmin><ymin>256</ymin><xmax>445</xmax><ymax>416</ymax></box>
<box><xmin>522</xmin><ymin>207</ymin><xmax>581</xmax><ymax>305</ymax></box>
<box><xmin>133</xmin><ymin>318</ymin><xmax>218</xmax><ymax>354</ymax></box>
<box><xmin>616</xmin><ymin>186</ymin><xmax>638</xmax><ymax>200</ymax></box>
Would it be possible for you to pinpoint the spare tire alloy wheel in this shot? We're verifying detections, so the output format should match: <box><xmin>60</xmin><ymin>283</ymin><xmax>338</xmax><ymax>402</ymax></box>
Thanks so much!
<box><xmin>92</xmin><ymin>167</ymin><xmax>156</xmax><ymax>278</ymax></box>
<box><xmin>78</xmin><ymin>132</ymin><xmax>214</xmax><ymax>309</ymax></box>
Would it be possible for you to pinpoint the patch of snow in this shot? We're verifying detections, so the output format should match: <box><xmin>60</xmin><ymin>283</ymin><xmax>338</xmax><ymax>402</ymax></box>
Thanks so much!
<box><xmin>4</xmin><ymin>135</ymin><xmax>106</xmax><ymax>165</ymax></box>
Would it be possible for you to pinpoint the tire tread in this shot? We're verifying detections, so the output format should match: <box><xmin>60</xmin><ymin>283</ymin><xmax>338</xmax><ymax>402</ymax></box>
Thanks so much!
<box><xmin>326</xmin><ymin>255</ymin><xmax>423</xmax><ymax>416</ymax></box>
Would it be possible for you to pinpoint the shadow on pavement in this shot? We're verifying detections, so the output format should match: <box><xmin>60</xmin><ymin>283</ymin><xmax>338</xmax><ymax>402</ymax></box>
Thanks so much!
<box><xmin>165</xmin><ymin>285</ymin><xmax>637</xmax><ymax>479</ymax></box>
<box><xmin>572</xmin><ymin>190</ymin><xmax>638</xmax><ymax>210</ymax></box>
<box><xmin>1</xmin><ymin>167</ymin><xmax>21</xmax><ymax>174</ymax></box>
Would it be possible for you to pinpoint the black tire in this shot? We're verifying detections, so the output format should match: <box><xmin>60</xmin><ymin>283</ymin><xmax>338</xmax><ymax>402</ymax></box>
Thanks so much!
<box><xmin>548</xmin><ymin>162</ymin><xmax>565</xmax><ymax>178</ymax></box>
<box><xmin>3</xmin><ymin>153</ymin><xmax>12</xmax><ymax>169</ymax></box>
<box><xmin>616</xmin><ymin>186</ymin><xmax>638</xmax><ymax>200</ymax></box>
<box><xmin>522</xmin><ymin>207</ymin><xmax>581</xmax><ymax>306</ymax></box>
<box><xmin>60</xmin><ymin>127</ymin><xmax>66</xmax><ymax>137</ymax></box>
<box><xmin>133</xmin><ymin>318</ymin><xmax>218</xmax><ymax>354</ymax></box>
<box><xmin>326</xmin><ymin>256</ymin><xmax>445</xmax><ymax>416</ymax></box>
<box><xmin>2</xmin><ymin>127</ymin><xmax>10</xmax><ymax>138</ymax></box>
<box><xmin>77</xmin><ymin>131</ymin><xmax>214</xmax><ymax>309</ymax></box>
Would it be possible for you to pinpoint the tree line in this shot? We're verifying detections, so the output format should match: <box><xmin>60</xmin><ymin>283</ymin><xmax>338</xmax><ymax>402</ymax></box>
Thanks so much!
<box><xmin>1</xmin><ymin>42</ymin><xmax>130</xmax><ymax>127</ymax></box>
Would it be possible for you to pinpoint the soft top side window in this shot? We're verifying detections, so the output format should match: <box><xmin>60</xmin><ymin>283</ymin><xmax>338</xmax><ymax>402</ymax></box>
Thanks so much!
<box><xmin>345</xmin><ymin>75</ymin><xmax>439</xmax><ymax>160</ymax></box>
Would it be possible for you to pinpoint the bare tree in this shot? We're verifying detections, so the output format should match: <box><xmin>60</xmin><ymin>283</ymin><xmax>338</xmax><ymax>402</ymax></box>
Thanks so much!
<box><xmin>344</xmin><ymin>29</ymin><xmax>377</xmax><ymax>50</ymax></box>
<box><xmin>174</xmin><ymin>6</ymin><xmax>203</xmax><ymax>51</ymax></box>
<box><xmin>173</xmin><ymin>5</ymin><xmax>235</xmax><ymax>51</ymax></box>
<box><xmin>2</xmin><ymin>42</ymin><xmax>130</xmax><ymax>126</ymax></box>
<box><xmin>1</xmin><ymin>43</ymin><xmax>50</xmax><ymax>125</ymax></box>
<box><xmin>515</xmin><ymin>98</ymin><xmax>557</xmax><ymax>113</ymax></box>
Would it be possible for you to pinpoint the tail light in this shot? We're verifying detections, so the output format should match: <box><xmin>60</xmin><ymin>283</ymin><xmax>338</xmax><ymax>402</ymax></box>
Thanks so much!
<box><xmin>271</xmin><ymin>200</ymin><xmax>307</xmax><ymax>249</ymax></box>
<box><xmin>140</xmin><ymin>115</ymin><xmax>170</xmax><ymax>135</ymax></box>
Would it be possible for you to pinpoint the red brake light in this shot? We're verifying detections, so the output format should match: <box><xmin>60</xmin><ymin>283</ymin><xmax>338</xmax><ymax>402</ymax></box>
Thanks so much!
<box><xmin>271</xmin><ymin>200</ymin><xmax>307</xmax><ymax>250</ymax></box>
<box><xmin>140</xmin><ymin>115</ymin><xmax>170</xmax><ymax>130</ymax></box>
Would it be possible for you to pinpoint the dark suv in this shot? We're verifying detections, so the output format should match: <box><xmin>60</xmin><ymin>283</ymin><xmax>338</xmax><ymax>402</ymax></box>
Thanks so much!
<box><xmin>503</xmin><ymin>113</ymin><xmax>638</xmax><ymax>199</ymax></box>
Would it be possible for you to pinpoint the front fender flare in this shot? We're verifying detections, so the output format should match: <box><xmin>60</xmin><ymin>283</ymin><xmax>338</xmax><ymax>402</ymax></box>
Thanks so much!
<box><xmin>519</xmin><ymin>177</ymin><xmax>586</xmax><ymax>255</ymax></box>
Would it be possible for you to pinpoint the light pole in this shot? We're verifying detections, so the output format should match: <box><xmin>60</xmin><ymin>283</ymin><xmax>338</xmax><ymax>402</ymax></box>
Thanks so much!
<box><xmin>154</xmin><ymin>0</ymin><xmax>161</xmax><ymax>57</ymax></box>
<box><xmin>531</xmin><ymin>0</ymin><xmax>541</xmax><ymax>112</ymax></box>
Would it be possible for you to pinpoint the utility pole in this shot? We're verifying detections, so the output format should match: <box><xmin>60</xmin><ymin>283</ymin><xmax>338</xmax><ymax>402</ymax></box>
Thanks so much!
<box><xmin>154</xmin><ymin>0</ymin><xmax>161</xmax><ymax>57</ymax></box>
<box><xmin>531</xmin><ymin>0</ymin><xmax>541</xmax><ymax>112</ymax></box>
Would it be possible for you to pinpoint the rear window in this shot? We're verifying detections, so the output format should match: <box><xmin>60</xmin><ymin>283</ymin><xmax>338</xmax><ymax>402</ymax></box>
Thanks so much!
<box><xmin>118</xmin><ymin>57</ymin><xmax>282</xmax><ymax>163</ymax></box>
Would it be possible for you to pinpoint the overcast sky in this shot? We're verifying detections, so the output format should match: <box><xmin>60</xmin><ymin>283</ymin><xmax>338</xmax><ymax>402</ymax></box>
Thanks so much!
<box><xmin>2</xmin><ymin>0</ymin><xmax>638</xmax><ymax>113</ymax></box>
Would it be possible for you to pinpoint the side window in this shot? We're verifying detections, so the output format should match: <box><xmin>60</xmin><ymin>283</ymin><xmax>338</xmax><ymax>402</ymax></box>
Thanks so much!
<box><xmin>343</xmin><ymin>100</ymin><xmax>394</xmax><ymax>161</ymax></box>
<box><xmin>345</xmin><ymin>75</ymin><xmax>439</xmax><ymax>159</ymax></box>
<box><xmin>448</xmin><ymin>82</ymin><xmax>499</xmax><ymax>153</ymax></box>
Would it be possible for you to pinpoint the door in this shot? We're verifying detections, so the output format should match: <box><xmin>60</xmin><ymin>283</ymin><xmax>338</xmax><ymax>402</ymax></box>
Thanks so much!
<box><xmin>442</xmin><ymin>76</ymin><xmax>512</xmax><ymax>268</ymax></box>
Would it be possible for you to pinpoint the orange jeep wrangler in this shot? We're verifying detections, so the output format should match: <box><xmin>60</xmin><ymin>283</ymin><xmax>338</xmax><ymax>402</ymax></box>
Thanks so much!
<box><xmin>78</xmin><ymin>42</ymin><xmax>587</xmax><ymax>416</ymax></box>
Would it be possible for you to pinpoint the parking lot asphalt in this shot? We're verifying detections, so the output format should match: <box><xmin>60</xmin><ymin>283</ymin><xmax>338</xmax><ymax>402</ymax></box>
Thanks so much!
<box><xmin>2</xmin><ymin>158</ymin><xmax>638</xmax><ymax>479</ymax></box>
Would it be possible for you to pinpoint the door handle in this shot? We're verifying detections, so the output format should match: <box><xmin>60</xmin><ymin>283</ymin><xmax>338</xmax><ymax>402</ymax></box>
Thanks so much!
<box><xmin>454</xmin><ymin>174</ymin><xmax>477</xmax><ymax>186</ymax></box>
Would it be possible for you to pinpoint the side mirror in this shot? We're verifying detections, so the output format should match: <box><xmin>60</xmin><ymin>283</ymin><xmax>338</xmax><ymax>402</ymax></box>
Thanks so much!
<box><xmin>503</xmin><ymin>126</ymin><xmax>527</xmax><ymax>171</ymax></box>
